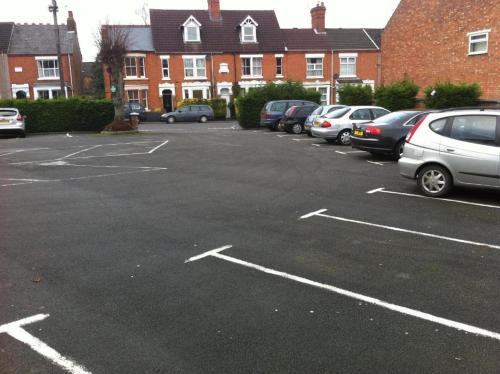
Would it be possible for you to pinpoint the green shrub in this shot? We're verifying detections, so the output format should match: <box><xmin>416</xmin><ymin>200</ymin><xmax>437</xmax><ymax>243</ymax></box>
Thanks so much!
<box><xmin>374</xmin><ymin>80</ymin><xmax>419</xmax><ymax>111</ymax></box>
<box><xmin>337</xmin><ymin>84</ymin><xmax>373</xmax><ymax>105</ymax></box>
<box><xmin>424</xmin><ymin>82</ymin><xmax>482</xmax><ymax>109</ymax></box>
<box><xmin>177</xmin><ymin>98</ymin><xmax>227</xmax><ymax>119</ymax></box>
<box><xmin>0</xmin><ymin>97</ymin><xmax>114</xmax><ymax>133</ymax></box>
<box><xmin>235</xmin><ymin>81</ymin><xmax>321</xmax><ymax>128</ymax></box>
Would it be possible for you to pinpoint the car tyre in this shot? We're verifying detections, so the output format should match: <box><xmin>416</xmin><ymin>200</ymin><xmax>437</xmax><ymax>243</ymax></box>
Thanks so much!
<box><xmin>291</xmin><ymin>123</ymin><xmax>303</xmax><ymax>134</ymax></box>
<box><xmin>417</xmin><ymin>165</ymin><xmax>452</xmax><ymax>198</ymax></box>
<box><xmin>337</xmin><ymin>129</ymin><xmax>351</xmax><ymax>145</ymax></box>
<box><xmin>392</xmin><ymin>140</ymin><xmax>405</xmax><ymax>160</ymax></box>
<box><xmin>200</xmin><ymin>115</ymin><xmax>208</xmax><ymax>123</ymax></box>
<box><xmin>167</xmin><ymin>116</ymin><xmax>176</xmax><ymax>124</ymax></box>
<box><xmin>306</xmin><ymin>131</ymin><xmax>313</xmax><ymax>137</ymax></box>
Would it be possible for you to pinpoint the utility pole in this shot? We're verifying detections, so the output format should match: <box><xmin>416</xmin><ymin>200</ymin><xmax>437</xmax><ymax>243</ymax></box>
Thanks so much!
<box><xmin>49</xmin><ymin>0</ymin><xmax>66</xmax><ymax>98</ymax></box>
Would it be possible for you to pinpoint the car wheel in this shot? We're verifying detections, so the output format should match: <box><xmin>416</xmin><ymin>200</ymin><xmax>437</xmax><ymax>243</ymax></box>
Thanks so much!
<box><xmin>167</xmin><ymin>116</ymin><xmax>175</xmax><ymax>124</ymax></box>
<box><xmin>392</xmin><ymin>140</ymin><xmax>405</xmax><ymax>160</ymax></box>
<box><xmin>291</xmin><ymin>123</ymin><xmax>303</xmax><ymax>134</ymax></box>
<box><xmin>200</xmin><ymin>115</ymin><xmax>208</xmax><ymax>123</ymax></box>
<box><xmin>337</xmin><ymin>130</ymin><xmax>351</xmax><ymax>145</ymax></box>
<box><xmin>417</xmin><ymin>165</ymin><xmax>452</xmax><ymax>197</ymax></box>
<box><xmin>306</xmin><ymin>131</ymin><xmax>313</xmax><ymax>137</ymax></box>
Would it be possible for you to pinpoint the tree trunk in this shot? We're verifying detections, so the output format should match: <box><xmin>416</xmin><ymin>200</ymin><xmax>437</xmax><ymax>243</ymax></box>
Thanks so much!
<box><xmin>111</xmin><ymin>65</ymin><xmax>125</xmax><ymax>121</ymax></box>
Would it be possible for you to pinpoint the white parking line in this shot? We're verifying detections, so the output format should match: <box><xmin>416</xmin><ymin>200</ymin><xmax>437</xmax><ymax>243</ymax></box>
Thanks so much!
<box><xmin>367</xmin><ymin>187</ymin><xmax>500</xmax><ymax>209</ymax></box>
<box><xmin>61</xmin><ymin>145</ymin><xmax>102</xmax><ymax>159</ymax></box>
<box><xmin>0</xmin><ymin>314</ymin><xmax>92</xmax><ymax>374</ymax></box>
<box><xmin>367</xmin><ymin>160</ymin><xmax>385</xmax><ymax>166</ymax></box>
<box><xmin>300</xmin><ymin>209</ymin><xmax>500</xmax><ymax>250</ymax></box>
<box><xmin>186</xmin><ymin>245</ymin><xmax>500</xmax><ymax>341</ymax></box>
<box><xmin>147</xmin><ymin>140</ymin><xmax>169</xmax><ymax>154</ymax></box>
<box><xmin>335</xmin><ymin>151</ymin><xmax>347</xmax><ymax>155</ymax></box>
<box><xmin>0</xmin><ymin>148</ymin><xmax>50</xmax><ymax>157</ymax></box>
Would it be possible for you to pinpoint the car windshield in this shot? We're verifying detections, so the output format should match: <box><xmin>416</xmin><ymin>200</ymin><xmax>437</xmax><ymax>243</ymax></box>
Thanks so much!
<box><xmin>311</xmin><ymin>106</ymin><xmax>323</xmax><ymax>115</ymax></box>
<box><xmin>0</xmin><ymin>110</ymin><xmax>17</xmax><ymax>116</ymax></box>
<box><xmin>325</xmin><ymin>108</ymin><xmax>350</xmax><ymax>119</ymax></box>
<box><xmin>372</xmin><ymin>111</ymin><xmax>417</xmax><ymax>125</ymax></box>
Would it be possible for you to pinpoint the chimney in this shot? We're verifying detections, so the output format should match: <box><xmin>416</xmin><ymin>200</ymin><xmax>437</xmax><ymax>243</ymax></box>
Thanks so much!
<box><xmin>310</xmin><ymin>2</ymin><xmax>326</xmax><ymax>33</ymax></box>
<box><xmin>67</xmin><ymin>11</ymin><xmax>77</xmax><ymax>32</ymax></box>
<box><xmin>208</xmin><ymin>0</ymin><xmax>221</xmax><ymax>21</ymax></box>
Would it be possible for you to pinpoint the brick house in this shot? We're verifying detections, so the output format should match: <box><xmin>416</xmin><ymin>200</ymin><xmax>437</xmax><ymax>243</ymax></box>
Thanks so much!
<box><xmin>0</xmin><ymin>23</ymin><xmax>14</xmax><ymax>99</ymax></box>
<box><xmin>381</xmin><ymin>0</ymin><xmax>499</xmax><ymax>102</ymax></box>
<box><xmin>103</xmin><ymin>0</ymin><xmax>382</xmax><ymax>115</ymax></box>
<box><xmin>1</xmin><ymin>11</ymin><xmax>83</xmax><ymax>100</ymax></box>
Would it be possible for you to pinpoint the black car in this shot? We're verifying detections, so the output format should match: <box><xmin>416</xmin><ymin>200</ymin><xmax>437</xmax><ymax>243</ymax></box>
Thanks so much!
<box><xmin>260</xmin><ymin>100</ymin><xmax>318</xmax><ymax>131</ymax></box>
<box><xmin>282</xmin><ymin>104</ymin><xmax>320</xmax><ymax>134</ymax></box>
<box><xmin>351</xmin><ymin>111</ymin><xmax>427</xmax><ymax>159</ymax></box>
<box><xmin>124</xmin><ymin>102</ymin><xmax>147</xmax><ymax>122</ymax></box>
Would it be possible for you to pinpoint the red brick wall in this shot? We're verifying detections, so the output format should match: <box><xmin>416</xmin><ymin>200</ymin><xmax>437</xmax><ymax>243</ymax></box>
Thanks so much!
<box><xmin>382</xmin><ymin>0</ymin><xmax>500</xmax><ymax>100</ymax></box>
<box><xmin>9</xmin><ymin>54</ymin><xmax>82</xmax><ymax>97</ymax></box>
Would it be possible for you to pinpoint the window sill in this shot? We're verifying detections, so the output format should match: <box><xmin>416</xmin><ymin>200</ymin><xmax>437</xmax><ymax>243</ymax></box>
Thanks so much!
<box><xmin>184</xmin><ymin>77</ymin><xmax>208</xmax><ymax>80</ymax></box>
<box><xmin>276</xmin><ymin>75</ymin><xmax>284</xmax><ymax>78</ymax></box>
<box><xmin>468</xmin><ymin>51</ymin><xmax>488</xmax><ymax>56</ymax></box>
<box><xmin>241</xmin><ymin>75</ymin><xmax>263</xmax><ymax>79</ymax></box>
<box><xmin>37</xmin><ymin>77</ymin><xmax>60</xmax><ymax>81</ymax></box>
<box><xmin>306</xmin><ymin>76</ymin><xmax>324</xmax><ymax>79</ymax></box>
<box><xmin>124</xmin><ymin>77</ymin><xmax>148</xmax><ymax>80</ymax></box>
<box><xmin>161</xmin><ymin>77</ymin><xmax>171</xmax><ymax>81</ymax></box>
<box><xmin>338</xmin><ymin>75</ymin><xmax>357</xmax><ymax>78</ymax></box>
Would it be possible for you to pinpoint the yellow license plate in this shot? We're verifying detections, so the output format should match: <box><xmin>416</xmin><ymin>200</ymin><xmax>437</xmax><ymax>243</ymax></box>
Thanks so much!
<box><xmin>354</xmin><ymin>130</ymin><xmax>364</xmax><ymax>136</ymax></box>
<box><xmin>0</xmin><ymin>120</ymin><xmax>9</xmax><ymax>124</ymax></box>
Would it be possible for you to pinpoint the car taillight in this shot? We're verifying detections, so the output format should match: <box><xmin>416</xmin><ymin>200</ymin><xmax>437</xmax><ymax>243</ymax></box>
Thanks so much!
<box><xmin>16</xmin><ymin>115</ymin><xmax>23</xmax><ymax>121</ymax></box>
<box><xmin>322</xmin><ymin>121</ymin><xmax>332</xmax><ymax>128</ymax></box>
<box><xmin>406</xmin><ymin>114</ymin><xmax>428</xmax><ymax>143</ymax></box>
<box><xmin>365</xmin><ymin>127</ymin><xmax>381</xmax><ymax>136</ymax></box>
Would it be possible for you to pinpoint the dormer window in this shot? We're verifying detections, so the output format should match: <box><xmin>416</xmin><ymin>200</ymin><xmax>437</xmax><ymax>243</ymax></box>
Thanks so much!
<box><xmin>240</xmin><ymin>16</ymin><xmax>258</xmax><ymax>43</ymax></box>
<box><xmin>183</xmin><ymin>16</ymin><xmax>201</xmax><ymax>43</ymax></box>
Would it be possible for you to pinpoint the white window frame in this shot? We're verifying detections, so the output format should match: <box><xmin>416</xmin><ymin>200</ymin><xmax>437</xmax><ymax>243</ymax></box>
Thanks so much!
<box><xmin>240</xmin><ymin>55</ymin><xmax>263</xmax><ymax>78</ymax></box>
<box><xmin>35</xmin><ymin>56</ymin><xmax>59</xmax><ymax>80</ymax></box>
<box><xmin>125</xmin><ymin>88</ymin><xmax>149</xmax><ymax>109</ymax></box>
<box><xmin>219</xmin><ymin>63</ymin><xmax>229</xmax><ymax>74</ymax></box>
<box><xmin>160</xmin><ymin>55</ymin><xmax>170</xmax><ymax>80</ymax></box>
<box><xmin>33</xmin><ymin>85</ymin><xmax>67</xmax><ymax>100</ymax></box>
<box><xmin>275</xmin><ymin>54</ymin><xmax>284</xmax><ymax>77</ymax></box>
<box><xmin>124</xmin><ymin>54</ymin><xmax>146</xmax><ymax>79</ymax></box>
<box><xmin>468</xmin><ymin>29</ymin><xmax>490</xmax><ymax>55</ymax></box>
<box><xmin>181</xmin><ymin>82</ymin><xmax>211</xmax><ymax>99</ymax></box>
<box><xmin>240</xmin><ymin>16</ymin><xmax>258</xmax><ymax>43</ymax></box>
<box><xmin>183</xmin><ymin>16</ymin><xmax>202</xmax><ymax>43</ymax></box>
<box><xmin>339</xmin><ymin>53</ymin><xmax>358</xmax><ymax>78</ymax></box>
<box><xmin>182</xmin><ymin>55</ymin><xmax>207</xmax><ymax>79</ymax></box>
<box><xmin>306</xmin><ymin>54</ymin><xmax>324</xmax><ymax>78</ymax></box>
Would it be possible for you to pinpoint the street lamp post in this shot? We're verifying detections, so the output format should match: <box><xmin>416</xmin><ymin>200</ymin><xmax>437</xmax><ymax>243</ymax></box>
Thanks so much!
<box><xmin>49</xmin><ymin>0</ymin><xmax>66</xmax><ymax>98</ymax></box>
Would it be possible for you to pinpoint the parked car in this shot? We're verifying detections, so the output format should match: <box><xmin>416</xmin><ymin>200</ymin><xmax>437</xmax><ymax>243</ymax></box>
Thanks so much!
<box><xmin>351</xmin><ymin>111</ymin><xmax>427</xmax><ymax>159</ymax></box>
<box><xmin>281</xmin><ymin>104</ymin><xmax>320</xmax><ymax>134</ymax></box>
<box><xmin>260</xmin><ymin>100</ymin><xmax>318</xmax><ymax>131</ymax></box>
<box><xmin>311</xmin><ymin>106</ymin><xmax>390</xmax><ymax>145</ymax></box>
<box><xmin>399</xmin><ymin>108</ymin><xmax>500</xmax><ymax>197</ymax></box>
<box><xmin>304</xmin><ymin>105</ymin><xmax>347</xmax><ymax>136</ymax></box>
<box><xmin>0</xmin><ymin>108</ymin><xmax>25</xmax><ymax>138</ymax></box>
<box><xmin>161</xmin><ymin>105</ymin><xmax>215</xmax><ymax>123</ymax></box>
<box><xmin>124</xmin><ymin>102</ymin><xmax>147</xmax><ymax>122</ymax></box>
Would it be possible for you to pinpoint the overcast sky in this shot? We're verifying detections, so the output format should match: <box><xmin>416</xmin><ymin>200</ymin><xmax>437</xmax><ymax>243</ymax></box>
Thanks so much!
<box><xmin>1</xmin><ymin>0</ymin><xmax>401</xmax><ymax>62</ymax></box>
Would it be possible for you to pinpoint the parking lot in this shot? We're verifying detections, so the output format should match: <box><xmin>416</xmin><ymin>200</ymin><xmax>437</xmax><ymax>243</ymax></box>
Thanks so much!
<box><xmin>1</xmin><ymin>121</ymin><xmax>499</xmax><ymax>373</ymax></box>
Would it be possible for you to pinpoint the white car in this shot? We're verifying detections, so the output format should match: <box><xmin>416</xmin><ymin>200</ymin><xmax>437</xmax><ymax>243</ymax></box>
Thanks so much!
<box><xmin>311</xmin><ymin>106</ymin><xmax>390</xmax><ymax>145</ymax></box>
<box><xmin>304</xmin><ymin>105</ymin><xmax>347</xmax><ymax>136</ymax></box>
<box><xmin>0</xmin><ymin>108</ymin><xmax>26</xmax><ymax>138</ymax></box>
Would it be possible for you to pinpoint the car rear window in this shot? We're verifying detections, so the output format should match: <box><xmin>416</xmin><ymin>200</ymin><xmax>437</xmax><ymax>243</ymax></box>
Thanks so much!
<box><xmin>311</xmin><ymin>106</ymin><xmax>323</xmax><ymax>115</ymax></box>
<box><xmin>372</xmin><ymin>111</ymin><xmax>415</xmax><ymax>125</ymax></box>
<box><xmin>326</xmin><ymin>108</ymin><xmax>350</xmax><ymax>119</ymax></box>
<box><xmin>271</xmin><ymin>102</ymin><xmax>287</xmax><ymax>112</ymax></box>
<box><xmin>0</xmin><ymin>110</ymin><xmax>17</xmax><ymax>117</ymax></box>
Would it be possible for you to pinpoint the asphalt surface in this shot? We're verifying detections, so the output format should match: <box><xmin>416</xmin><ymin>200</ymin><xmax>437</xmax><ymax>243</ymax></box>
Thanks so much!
<box><xmin>0</xmin><ymin>121</ymin><xmax>499</xmax><ymax>374</ymax></box>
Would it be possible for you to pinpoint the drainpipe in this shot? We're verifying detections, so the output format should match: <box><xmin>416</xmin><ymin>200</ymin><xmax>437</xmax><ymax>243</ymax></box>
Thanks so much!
<box><xmin>330</xmin><ymin>49</ymin><xmax>334</xmax><ymax>104</ymax></box>
<box><xmin>67</xmin><ymin>54</ymin><xmax>74</xmax><ymax>96</ymax></box>
<box><xmin>210</xmin><ymin>52</ymin><xmax>215</xmax><ymax>98</ymax></box>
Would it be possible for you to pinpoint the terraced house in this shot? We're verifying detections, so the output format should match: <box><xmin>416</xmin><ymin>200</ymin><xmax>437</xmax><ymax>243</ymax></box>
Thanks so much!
<box><xmin>103</xmin><ymin>0</ymin><xmax>382</xmax><ymax>115</ymax></box>
<box><xmin>0</xmin><ymin>11</ymin><xmax>83</xmax><ymax>100</ymax></box>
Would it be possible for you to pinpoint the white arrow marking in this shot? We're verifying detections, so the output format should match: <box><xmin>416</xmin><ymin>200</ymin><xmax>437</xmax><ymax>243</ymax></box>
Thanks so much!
<box><xmin>0</xmin><ymin>314</ymin><xmax>92</xmax><ymax>374</ymax></box>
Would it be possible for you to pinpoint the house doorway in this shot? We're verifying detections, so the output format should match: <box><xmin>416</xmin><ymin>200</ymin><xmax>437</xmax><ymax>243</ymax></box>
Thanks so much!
<box><xmin>220</xmin><ymin>88</ymin><xmax>231</xmax><ymax>118</ymax></box>
<box><xmin>162</xmin><ymin>89</ymin><xmax>173</xmax><ymax>112</ymax></box>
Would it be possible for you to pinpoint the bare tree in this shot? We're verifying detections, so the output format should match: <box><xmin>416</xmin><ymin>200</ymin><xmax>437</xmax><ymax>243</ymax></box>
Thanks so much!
<box><xmin>96</xmin><ymin>24</ymin><xmax>130</xmax><ymax>124</ymax></box>
<box><xmin>135</xmin><ymin>1</ymin><xmax>150</xmax><ymax>25</ymax></box>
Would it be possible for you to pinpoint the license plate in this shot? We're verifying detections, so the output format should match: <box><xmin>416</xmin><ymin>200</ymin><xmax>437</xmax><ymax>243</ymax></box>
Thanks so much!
<box><xmin>0</xmin><ymin>120</ymin><xmax>9</xmax><ymax>124</ymax></box>
<box><xmin>353</xmin><ymin>130</ymin><xmax>364</xmax><ymax>136</ymax></box>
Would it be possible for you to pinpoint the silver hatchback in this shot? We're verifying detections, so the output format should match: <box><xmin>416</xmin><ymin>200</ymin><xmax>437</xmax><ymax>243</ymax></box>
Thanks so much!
<box><xmin>399</xmin><ymin>108</ymin><xmax>500</xmax><ymax>197</ymax></box>
<box><xmin>0</xmin><ymin>108</ymin><xmax>26</xmax><ymax>138</ymax></box>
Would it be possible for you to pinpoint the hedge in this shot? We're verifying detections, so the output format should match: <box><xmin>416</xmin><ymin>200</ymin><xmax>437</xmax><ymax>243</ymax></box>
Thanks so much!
<box><xmin>338</xmin><ymin>84</ymin><xmax>373</xmax><ymax>105</ymax></box>
<box><xmin>235</xmin><ymin>81</ymin><xmax>321</xmax><ymax>128</ymax></box>
<box><xmin>0</xmin><ymin>97</ymin><xmax>114</xmax><ymax>133</ymax></box>
<box><xmin>424</xmin><ymin>82</ymin><xmax>482</xmax><ymax>109</ymax></box>
<box><xmin>177</xmin><ymin>98</ymin><xmax>227</xmax><ymax>119</ymax></box>
<box><xmin>374</xmin><ymin>80</ymin><xmax>419</xmax><ymax>111</ymax></box>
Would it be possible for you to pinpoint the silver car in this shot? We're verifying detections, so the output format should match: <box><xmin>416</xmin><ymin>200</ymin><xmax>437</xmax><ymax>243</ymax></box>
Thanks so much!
<box><xmin>311</xmin><ymin>106</ymin><xmax>390</xmax><ymax>145</ymax></box>
<box><xmin>399</xmin><ymin>108</ymin><xmax>500</xmax><ymax>197</ymax></box>
<box><xmin>304</xmin><ymin>105</ymin><xmax>347</xmax><ymax>135</ymax></box>
<box><xmin>0</xmin><ymin>108</ymin><xmax>26</xmax><ymax>138</ymax></box>
<box><xmin>161</xmin><ymin>105</ymin><xmax>215</xmax><ymax>124</ymax></box>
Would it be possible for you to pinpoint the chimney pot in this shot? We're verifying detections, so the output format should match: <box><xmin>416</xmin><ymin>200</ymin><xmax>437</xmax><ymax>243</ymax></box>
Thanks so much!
<box><xmin>67</xmin><ymin>10</ymin><xmax>77</xmax><ymax>33</ymax></box>
<box><xmin>310</xmin><ymin>2</ymin><xmax>326</xmax><ymax>33</ymax></box>
<box><xmin>208</xmin><ymin>0</ymin><xmax>222</xmax><ymax>21</ymax></box>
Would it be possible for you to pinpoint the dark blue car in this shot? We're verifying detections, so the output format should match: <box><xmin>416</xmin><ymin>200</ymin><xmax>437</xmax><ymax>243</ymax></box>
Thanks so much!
<box><xmin>260</xmin><ymin>100</ymin><xmax>318</xmax><ymax>131</ymax></box>
<box><xmin>124</xmin><ymin>102</ymin><xmax>147</xmax><ymax>122</ymax></box>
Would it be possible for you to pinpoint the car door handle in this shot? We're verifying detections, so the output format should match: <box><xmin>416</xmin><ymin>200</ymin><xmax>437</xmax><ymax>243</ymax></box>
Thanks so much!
<box><xmin>446</xmin><ymin>148</ymin><xmax>455</xmax><ymax>152</ymax></box>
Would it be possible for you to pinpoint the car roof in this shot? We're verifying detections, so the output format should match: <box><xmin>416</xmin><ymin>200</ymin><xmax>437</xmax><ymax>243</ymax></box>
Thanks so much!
<box><xmin>426</xmin><ymin>109</ymin><xmax>499</xmax><ymax>121</ymax></box>
<box><xmin>0</xmin><ymin>108</ymin><xmax>19</xmax><ymax>111</ymax></box>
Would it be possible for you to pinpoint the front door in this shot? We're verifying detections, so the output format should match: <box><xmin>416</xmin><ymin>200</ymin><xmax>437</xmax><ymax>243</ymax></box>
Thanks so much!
<box><xmin>162</xmin><ymin>89</ymin><xmax>173</xmax><ymax>112</ymax></box>
<box><xmin>220</xmin><ymin>88</ymin><xmax>231</xmax><ymax>119</ymax></box>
